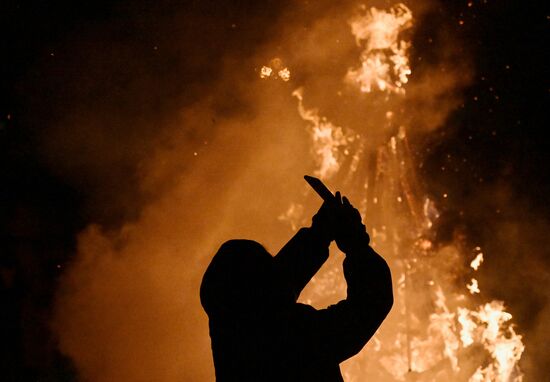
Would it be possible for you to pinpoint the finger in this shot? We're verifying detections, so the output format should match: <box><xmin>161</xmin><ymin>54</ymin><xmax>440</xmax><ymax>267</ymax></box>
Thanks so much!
<box><xmin>343</xmin><ymin>196</ymin><xmax>351</xmax><ymax>206</ymax></box>
<box><xmin>335</xmin><ymin>191</ymin><xmax>342</xmax><ymax>204</ymax></box>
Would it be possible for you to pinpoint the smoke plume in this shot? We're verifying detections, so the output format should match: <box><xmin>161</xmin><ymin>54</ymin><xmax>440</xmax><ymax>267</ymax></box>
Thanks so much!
<box><xmin>43</xmin><ymin>1</ymin><xmax>547</xmax><ymax>381</ymax></box>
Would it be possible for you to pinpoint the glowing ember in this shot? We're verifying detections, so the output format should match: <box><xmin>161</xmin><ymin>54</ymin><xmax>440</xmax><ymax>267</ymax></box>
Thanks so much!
<box><xmin>346</xmin><ymin>3</ymin><xmax>413</xmax><ymax>94</ymax></box>
<box><xmin>259</xmin><ymin>58</ymin><xmax>291</xmax><ymax>81</ymax></box>
<box><xmin>467</xmin><ymin>278</ymin><xmax>481</xmax><ymax>294</ymax></box>
<box><xmin>471</xmin><ymin>252</ymin><xmax>484</xmax><ymax>270</ymax></box>
<box><xmin>260</xmin><ymin>65</ymin><xmax>273</xmax><ymax>78</ymax></box>
<box><xmin>278</xmin><ymin>67</ymin><xmax>291</xmax><ymax>81</ymax></box>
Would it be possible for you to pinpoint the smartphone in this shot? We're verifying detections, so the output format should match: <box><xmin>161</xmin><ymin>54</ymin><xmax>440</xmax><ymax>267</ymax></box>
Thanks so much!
<box><xmin>304</xmin><ymin>175</ymin><xmax>334</xmax><ymax>202</ymax></box>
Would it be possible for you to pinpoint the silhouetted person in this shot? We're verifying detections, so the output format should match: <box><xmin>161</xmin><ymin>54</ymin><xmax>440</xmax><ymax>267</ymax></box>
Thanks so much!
<box><xmin>200</xmin><ymin>193</ymin><xmax>393</xmax><ymax>381</ymax></box>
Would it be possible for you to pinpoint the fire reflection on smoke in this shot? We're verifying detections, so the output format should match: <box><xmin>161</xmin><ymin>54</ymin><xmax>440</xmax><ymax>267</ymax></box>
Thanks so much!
<box><xmin>278</xmin><ymin>3</ymin><xmax>524</xmax><ymax>381</ymax></box>
<box><xmin>50</xmin><ymin>1</ymin><xmax>531</xmax><ymax>380</ymax></box>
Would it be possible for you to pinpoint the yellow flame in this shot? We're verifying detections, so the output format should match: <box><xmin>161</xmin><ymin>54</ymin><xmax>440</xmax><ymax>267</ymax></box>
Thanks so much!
<box><xmin>458</xmin><ymin>307</ymin><xmax>476</xmax><ymax>347</ymax></box>
<box><xmin>470</xmin><ymin>252</ymin><xmax>484</xmax><ymax>270</ymax></box>
<box><xmin>458</xmin><ymin>301</ymin><xmax>525</xmax><ymax>381</ymax></box>
<box><xmin>278</xmin><ymin>67</ymin><xmax>291</xmax><ymax>82</ymax></box>
<box><xmin>467</xmin><ymin>278</ymin><xmax>481</xmax><ymax>294</ymax></box>
<box><xmin>346</xmin><ymin>3</ymin><xmax>413</xmax><ymax>94</ymax></box>
<box><xmin>274</xmin><ymin>3</ymin><xmax>525</xmax><ymax>381</ymax></box>
<box><xmin>431</xmin><ymin>287</ymin><xmax>460</xmax><ymax>371</ymax></box>
<box><xmin>260</xmin><ymin>65</ymin><xmax>273</xmax><ymax>78</ymax></box>
<box><xmin>292</xmin><ymin>88</ymin><xmax>352</xmax><ymax>179</ymax></box>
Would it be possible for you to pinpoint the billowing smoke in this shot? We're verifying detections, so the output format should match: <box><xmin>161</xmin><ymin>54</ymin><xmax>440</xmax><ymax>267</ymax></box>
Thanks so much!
<box><xmin>42</xmin><ymin>1</ymin><xmax>547</xmax><ymax>381</ymax></box>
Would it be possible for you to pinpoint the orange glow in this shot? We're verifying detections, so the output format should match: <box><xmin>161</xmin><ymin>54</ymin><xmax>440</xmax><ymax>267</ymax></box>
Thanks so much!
<box><xmin>51</xmin><ymin>2</ymin><xmax>525</xmax><ymax>381</ymax></box>
<box><xmin>346</xmin><ymin>4</ymin><xmax>413</xmax><ymax>94</ymax></box>
<box><xmin>284</xmin><ymin>3</ymin><xmax>524</xmax><ymax>381</ymax></box>
<box><xmin>259</xmin><ymin>58</ymin><xmax>291</xmax><ymax>81</ymax></box>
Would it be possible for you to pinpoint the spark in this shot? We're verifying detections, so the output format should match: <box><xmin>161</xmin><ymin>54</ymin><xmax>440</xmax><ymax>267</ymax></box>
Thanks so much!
<box><xmin>260</xmin><ymin>66</ymin><xmax>273</xmax><ymax>78</ymax></box>
<box><xmin>471</xmin><ymin>252</ymin><xmax>484</xmax><ymax>270</ymax></box>
<box><xmin>278</xmin><ymin>68</ymin><xmax>291</xmax><ymax>81</ymax></box>
<box><xmin>259</xmin><ymin>58</ymin><xmax>291</xmax><ymax>81</ymax></box>
<box><xmin>467</xmin><ymin>278</ymin><xmax>481</xmax><ymax>294</ymax></box>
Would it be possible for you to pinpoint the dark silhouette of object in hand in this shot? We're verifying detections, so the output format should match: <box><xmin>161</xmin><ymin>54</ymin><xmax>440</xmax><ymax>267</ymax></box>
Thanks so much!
<box><xmin>200</xmin><ymin>192</ymin><xmax>393</xmax><ymax>381</ymax></box>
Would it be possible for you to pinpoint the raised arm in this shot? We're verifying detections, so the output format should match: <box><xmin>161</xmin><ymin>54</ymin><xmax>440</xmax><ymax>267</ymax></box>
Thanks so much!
<box><xmin>295</xmin><ymin>195</ymin><xmax>393</xmax><ymax>363</ymax></box>
<box><xmin>273</xmin><ymin>202</ymin><xmax>334</xmax><ymax>302</ymax></box>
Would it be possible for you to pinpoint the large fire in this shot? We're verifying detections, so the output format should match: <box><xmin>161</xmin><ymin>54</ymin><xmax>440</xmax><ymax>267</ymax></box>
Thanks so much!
<box><xmin>268</xmin><ymin>3</ymin><xmax>524</xmax><ymax>381</ymax></box>
<box><xmin>49</xmin><ymin>2</ymin><xmax>533</xmax><ymax>381</ymax></box>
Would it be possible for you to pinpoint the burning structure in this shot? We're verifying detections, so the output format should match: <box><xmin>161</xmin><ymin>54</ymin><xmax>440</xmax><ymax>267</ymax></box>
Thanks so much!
<box><xmin>275</xmin><ymin>4</ymin><xmax>524</xmax><ymax>380</ymax></box>
<box><xmin>24</xmin><ymin>0</ymin><xmax>544</xmax><ymax>381</ymax></box>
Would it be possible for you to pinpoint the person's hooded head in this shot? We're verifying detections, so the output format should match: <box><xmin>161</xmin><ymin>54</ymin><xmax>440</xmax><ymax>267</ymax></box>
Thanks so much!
<box><xmin>200</xmin><ymin>240</ymin><xmax>286</xmax><ymax>320</ymax></box>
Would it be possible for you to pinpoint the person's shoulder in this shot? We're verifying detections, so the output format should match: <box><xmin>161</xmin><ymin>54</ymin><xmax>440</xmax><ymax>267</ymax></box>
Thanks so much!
<box><xmin>290</xmin><ymin>302</ymin><xmax>319</xmax><ymax>322</ymax></box>
<box><xmin>294</xmin><ymin>302</ymin><xmax>318</xmax><ymax>313</ymax></box>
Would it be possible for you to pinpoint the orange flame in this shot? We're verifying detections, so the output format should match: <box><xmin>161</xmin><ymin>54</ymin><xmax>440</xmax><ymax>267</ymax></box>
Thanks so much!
<box><xmin>277</xmin><ymin>3</ymin><xmax>524</xmax><ymax>381</ymax></box>
<box><xmin>346</xmin><ymin>3</ymin><xmax>412</xmax><ymax>94</ymax></box>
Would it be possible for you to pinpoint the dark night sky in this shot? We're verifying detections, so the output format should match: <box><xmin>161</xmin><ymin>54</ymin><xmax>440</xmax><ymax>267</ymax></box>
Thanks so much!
<box><xmin>1</xmin><ymin>0</ymin><xmax>548</xmax><ymax>380</ymax></box>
